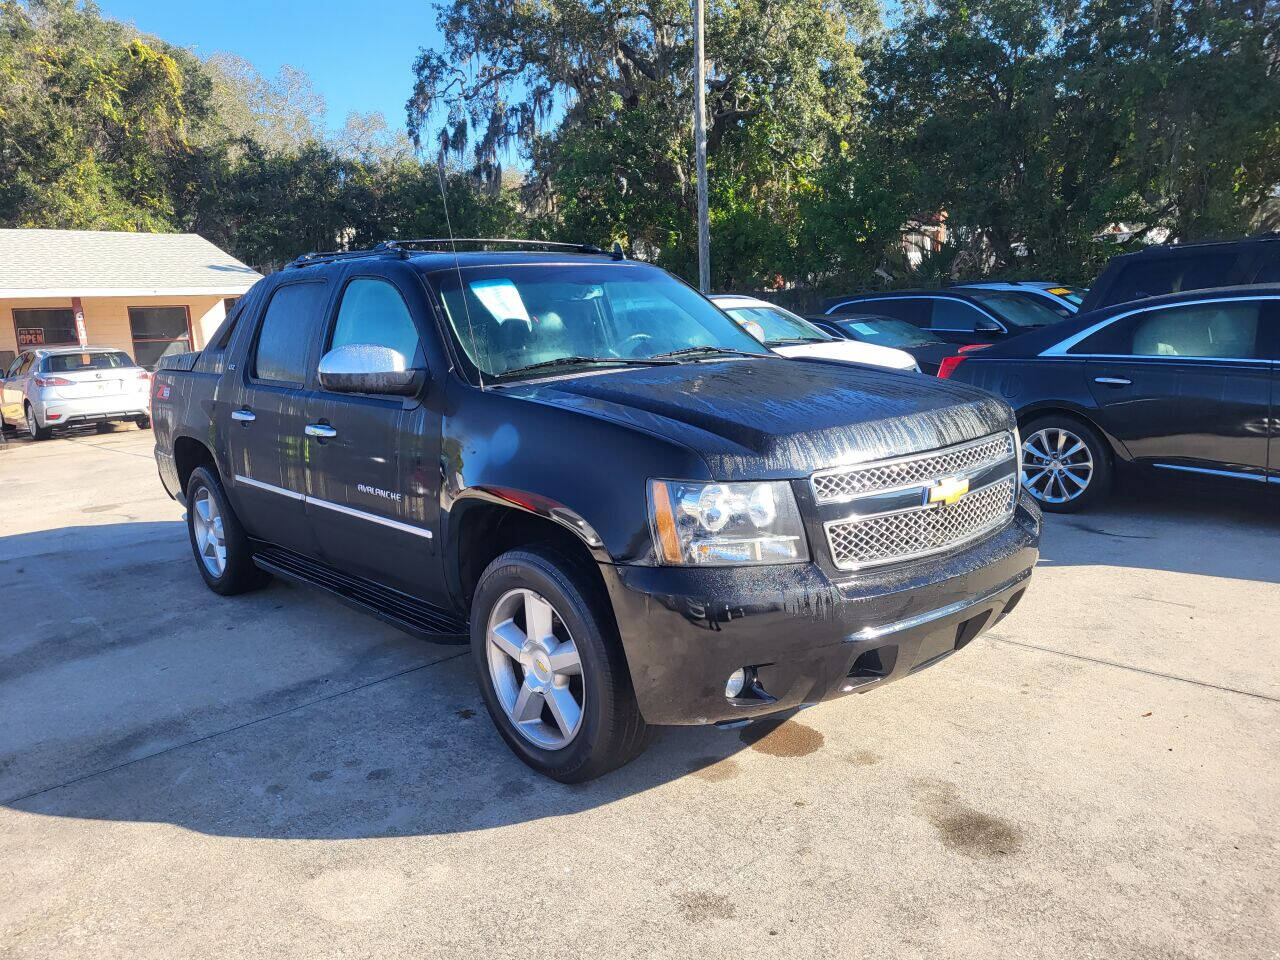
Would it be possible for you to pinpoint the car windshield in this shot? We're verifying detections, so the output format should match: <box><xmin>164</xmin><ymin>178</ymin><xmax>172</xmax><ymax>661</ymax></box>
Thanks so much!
<box><xmin>721</xmin><ymin>303</ymin><xmax>831</xmax><ymax>345</ymax></box>
<box><xmin>45</xmin><ymin>351</ymin><xmax>133</xmax><ymax>372</ymax></box>
<box><xmin>432</xmin><ymin>263</ymin><xmax>770</xmax><ymax>380</ymax></box>
<box><xmin>835</xmin><ymin>317</ymin><xmax>942</xmax><ymax>347</ymax></box>
<box><xmin>966</xmin><ymin>290</ymin><xmax>1063</xmax><ymax>328</ymax></box>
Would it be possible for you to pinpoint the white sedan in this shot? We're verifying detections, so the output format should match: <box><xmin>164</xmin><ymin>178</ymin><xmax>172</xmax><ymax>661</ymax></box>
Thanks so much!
<box><xmin>708</xmin><ymin>295</ymin><xmax>919</xmax><ymax>372</ymax></box>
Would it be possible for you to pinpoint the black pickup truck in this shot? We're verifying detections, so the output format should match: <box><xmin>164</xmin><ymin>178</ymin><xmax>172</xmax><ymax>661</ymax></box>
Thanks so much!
<box><xmin>152</xmin><ymin>241</ymin><xmax>1040</xmax><ymax>781</ymax></box>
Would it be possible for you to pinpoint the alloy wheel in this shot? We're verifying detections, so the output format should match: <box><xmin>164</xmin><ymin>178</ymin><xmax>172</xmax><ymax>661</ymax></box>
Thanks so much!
<box><xmin>485</xmin><ymin>587</ymin><xmax>585</xmax><ymax>751</ymax></box>
<box><xmin>191</xmin><ymin>486</ymin><xmax>228</xmax><ymax>577</ymax></box>
<box><xmin>1022</xmin><ymin>426</ymin><xmax>1094</xmax><ymax>504</ymax></box>
<box><xmin>26</xmin><ymin>408</ymin><xmax>36</xmax><ymax>436</ymax></box>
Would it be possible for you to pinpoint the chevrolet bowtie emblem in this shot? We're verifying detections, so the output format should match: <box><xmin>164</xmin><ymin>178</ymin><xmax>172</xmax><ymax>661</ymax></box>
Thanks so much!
<box><xmin>925</xmin><ymin>476</ymin><xmax>969</xmax><ymax>507</ymax></box>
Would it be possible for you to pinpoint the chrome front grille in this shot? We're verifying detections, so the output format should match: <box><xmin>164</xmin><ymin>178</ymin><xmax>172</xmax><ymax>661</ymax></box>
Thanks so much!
<box><xmin>811</xmin><ymin>432</ymin><xmax>1016</xmax><ymax>504</ymax></box>
<box><xmin>824</xmin><ymin>477</ymin><xmax>1017</xmax><ymax>571</ymax></box>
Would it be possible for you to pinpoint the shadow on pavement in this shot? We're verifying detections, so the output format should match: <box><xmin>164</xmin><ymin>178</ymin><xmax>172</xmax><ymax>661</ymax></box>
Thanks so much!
<box><xmin>0</xmin><ymin>521</ymin><xmax>753</xmax><ymax>839</ymax></box>
<box><xmin>1035</xmin><ymin>481</ymin><xmax>1280</xmax><ymax>584</ymax></box>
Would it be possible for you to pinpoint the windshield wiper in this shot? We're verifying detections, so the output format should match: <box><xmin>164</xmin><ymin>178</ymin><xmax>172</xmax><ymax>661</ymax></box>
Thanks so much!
<box><xmin>768</xmin><ymin>337</ymin><xmax>827</xmax><ymax>346</ymax></box>
<box><xmin>652</xmin><ymin>345</ymin><xmax>766</xmax><ymax>360</ymax></box>
<box><xmin>497</xmin><ymin>355</ymin><xmax>677</xmax><ymax>379</ymax></box>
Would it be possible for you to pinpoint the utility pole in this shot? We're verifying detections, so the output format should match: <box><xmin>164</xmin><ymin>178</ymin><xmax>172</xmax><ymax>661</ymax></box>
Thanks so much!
<box><xmin>693</xmin><ymin>0</ymin><xmax>710</xmax><ymax>293</ymax></box>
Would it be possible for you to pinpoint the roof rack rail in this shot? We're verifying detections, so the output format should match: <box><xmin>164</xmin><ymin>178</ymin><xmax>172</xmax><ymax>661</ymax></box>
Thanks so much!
<box><xmin>382</xmin><ymin>238</ymin><xmax>624</xmax><ymax>259</ymax></box>
<box><xmin>286</xmin><ymin>243</ymin><xmax>402</xmax><ymax>269</ymax></box>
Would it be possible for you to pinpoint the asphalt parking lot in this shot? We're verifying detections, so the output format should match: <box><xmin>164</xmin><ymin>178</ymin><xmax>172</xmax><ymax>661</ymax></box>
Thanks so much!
<box><xmin>1</xmin><ymin>426</ymin><xmax>1277</xmax><ymax>959</ymax></box>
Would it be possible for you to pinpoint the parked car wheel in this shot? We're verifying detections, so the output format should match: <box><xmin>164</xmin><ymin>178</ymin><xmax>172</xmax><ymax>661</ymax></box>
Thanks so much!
<box><xmin>184</xmin><ymin>465</ymin><xmax>271</xmax><ymax>595</ymax></box>
<box><xmin>135</xmin><ymin>415</ymin><xmax>151</xmax><ymax>430</ymax></box>
<box><xmin>1020</xmin><ymin>415</ymin><xmax>1111</xmax><ymax>512</ymax></box>
<box><xmin>470</xmin><ymin>545</ymin><xmax>651</xmax><ymax>782</ymax></box>
<box><xmin>25</xmin><ymin>404</ymin><xmax>52</xmax><ymax>441</ymax></box>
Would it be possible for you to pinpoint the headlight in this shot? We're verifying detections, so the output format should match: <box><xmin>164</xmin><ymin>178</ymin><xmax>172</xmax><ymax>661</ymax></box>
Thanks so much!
<box><xmin>648</xmin><ymin>479</ymin><xmax>809</xmax><ymax>566</ymax></box>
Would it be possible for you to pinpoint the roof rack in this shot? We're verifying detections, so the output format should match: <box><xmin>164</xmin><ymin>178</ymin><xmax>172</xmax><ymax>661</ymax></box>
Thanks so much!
<box><xmin>286</xmin><ymin>238</ymin><xmax>628</xmax><ymax>270</ymax></box>
<box><xmin>382</xmin><ymin>238</ymin><xmax>625</xmax><ymax>260</ymax></box>
<box><xmin>286</xmin><ymin>243</ymin><xmax>402</xmax><ymax>269</ymax></box>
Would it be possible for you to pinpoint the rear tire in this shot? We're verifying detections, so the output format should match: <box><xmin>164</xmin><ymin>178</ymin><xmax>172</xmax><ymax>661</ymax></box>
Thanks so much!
<box><xmin>25</xmin><ymin>404</ymin><xmax>51</xmax><ymax>441</ymax></box>
<box><xmin>135</xmin><ymin>415</ymin><xmax>151</xmax><ymax>430</ymax></box>
<box><xmin>1020</xmin><ymin>415</ymin><xmax>1112</xmax><ymax>513</ymax></box>
<box><xmin>470</xmin><ymin>545</ymin><xmax>651</xmax><ymax>782</ymax></box>
<box><xmin>185</xmin><ymin>465</ymin><xmax>271</xmax><ymax>595</ymax></box>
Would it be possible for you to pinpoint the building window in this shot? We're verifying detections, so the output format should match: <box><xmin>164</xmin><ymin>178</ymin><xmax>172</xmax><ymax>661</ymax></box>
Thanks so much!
<box><xmin>13</xmin><ymin>308</ymin><xmax>77</xmax><ymax>347</ymax></box>
<box><xmin>128</xmin><ymin>305</ymin><xmax>192</xmax><ymax>370</ymax></box>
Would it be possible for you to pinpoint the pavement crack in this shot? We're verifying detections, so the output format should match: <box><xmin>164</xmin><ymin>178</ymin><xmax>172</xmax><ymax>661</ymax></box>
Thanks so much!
<box><xmin>3</xmin><ymin>650</ymin><xmax>468</xmax><ymax>806</ymax></box>
<box><xmin>990</xmin><ymin>637</ymin><xmax>1279</xmax><ymax>704</ymax></box>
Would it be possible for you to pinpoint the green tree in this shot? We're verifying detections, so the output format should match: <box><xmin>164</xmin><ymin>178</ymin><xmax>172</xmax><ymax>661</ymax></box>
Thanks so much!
<box><xmin>409</xmin><ymin>0</ymin><xmax>877</xmax><ymax>288</ymax></box>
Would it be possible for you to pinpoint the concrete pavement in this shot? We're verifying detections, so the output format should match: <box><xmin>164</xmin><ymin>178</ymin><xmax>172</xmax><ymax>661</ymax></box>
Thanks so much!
<box><xmin>1</xmin><ymin>426</ymin><xmax>1277</xmax><ymax>959</ymax></box>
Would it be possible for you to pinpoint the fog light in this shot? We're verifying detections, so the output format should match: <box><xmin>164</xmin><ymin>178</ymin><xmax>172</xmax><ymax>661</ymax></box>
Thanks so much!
<box><xmin>725</xmin><ymin>668</ymin><xmax>747</xmax><ymax>699</ymax></box>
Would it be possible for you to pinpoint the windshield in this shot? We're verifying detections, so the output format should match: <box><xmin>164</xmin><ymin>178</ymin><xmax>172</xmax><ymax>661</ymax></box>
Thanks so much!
<box><xmin>432</xmin><ymin>263</ymin><xmax>769</xmax><ymax>380</ymax></box>
<box><xmin>966</xmin><ymin>290</ymin><xmax>1063</xmax><ymax>328</ymax></box>
<box><xmin>834</xmin><ymin>317</ymin><xmax>942</xmax><ymax>347</ymax></box>
<box><xmin>721</xmin><ymin>304</ymin><xmax>831</xmax><ymax>345</ymax></box>
<box><xmin>45</xmin><ymin>351</ymin><xmax>133</xmax><ymax>372</ymax></box>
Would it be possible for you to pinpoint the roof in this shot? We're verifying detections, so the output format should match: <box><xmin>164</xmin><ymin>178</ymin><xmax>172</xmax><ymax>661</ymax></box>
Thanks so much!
<box><xmin>0</xmin><ymin>229</ymin><xmax>262</xmax><ymax>298</ymax></box>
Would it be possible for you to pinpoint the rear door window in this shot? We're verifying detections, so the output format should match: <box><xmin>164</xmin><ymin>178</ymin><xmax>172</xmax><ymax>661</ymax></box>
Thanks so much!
<box><xmin>929</xmin><ymin>298</ymin><xmax>989</xmax><ymax>332</ymax></box>
<box><xmin>838</xmin><ymin>299</ymin><xmax>928</xmax><ymax>326</ymax></box>
<box><xmin>252</xmin><ymin>281</ymin><xmax>329</xmax><ymax>384</ymax></box>
<box><xmin>1074</xmin><ymin>301</ymin><xmax>1263</xmax><ymax>359</ymax></box>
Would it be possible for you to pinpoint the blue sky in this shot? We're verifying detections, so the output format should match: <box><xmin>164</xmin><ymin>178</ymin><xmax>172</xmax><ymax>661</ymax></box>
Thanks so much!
<box><xmin>99</xmin><ymin>0</ymin><xmax>445</xmax><ymax>137</ymax></box>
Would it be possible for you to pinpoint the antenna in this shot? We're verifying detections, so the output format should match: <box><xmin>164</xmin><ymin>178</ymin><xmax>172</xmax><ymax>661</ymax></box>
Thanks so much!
<box><xmin>434</xmin><ymin>152</ymin><xmax>487</xmax><ymax>389</ymax></box>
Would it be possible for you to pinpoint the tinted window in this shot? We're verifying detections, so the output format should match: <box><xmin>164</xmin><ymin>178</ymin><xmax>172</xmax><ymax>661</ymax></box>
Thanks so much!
<box><xmin>835</xmin><ymin>299</ymin><xmax>928</xmax><ymax>326</ymax></box>
<box><xmin>253</xmin><ymin>282</ymin><xmax>328</xmax><ymax>383</ymax></box>
<box><xmin>45</xmin><ymin>351</ymin><xmax>133</xmax><ymax>372</ymax></box>
<box><xmin>1107</xmin><ymin>251</ymin><xmax>1237</xmax><ymax>305</ymax></box>
<box><xmin>329</xmin><ymin>278</ymin><xmax>421</xmax><ymax>361</ymax></box>
<box><xmin>1075</xmin><ymin>301</ymin><xmax>1263</xmax><ymax>359</ymax></box>
<box><xmin>930</xmin><ymin>298</ymin><xmax>989</xmax><ymax>331</ymax></box>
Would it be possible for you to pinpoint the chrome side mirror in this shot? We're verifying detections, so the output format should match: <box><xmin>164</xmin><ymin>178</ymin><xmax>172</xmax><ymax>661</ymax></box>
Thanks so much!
<box><xmin>317</xmin><ymin>344</ymin><xmax>423</xmax><ymax>396</ymax></box>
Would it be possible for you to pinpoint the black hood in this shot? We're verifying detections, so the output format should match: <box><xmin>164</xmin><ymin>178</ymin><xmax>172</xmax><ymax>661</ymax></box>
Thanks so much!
<box><xmin>505</xmin><ymin>357</ymin><xmax>1014</xmax><ymax>481</ymax></box>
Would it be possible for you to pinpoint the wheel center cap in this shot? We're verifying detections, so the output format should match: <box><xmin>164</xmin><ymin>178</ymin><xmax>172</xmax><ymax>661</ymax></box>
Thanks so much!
<box><xmin>1051</xmin><ymin>459</ymin><xmax>1061</xmax><ymax>469</ymax></box>
<box><xmin>526</xmin><ymin>644</ymin><xmax>554</xmax><ymax>684</ymax></box>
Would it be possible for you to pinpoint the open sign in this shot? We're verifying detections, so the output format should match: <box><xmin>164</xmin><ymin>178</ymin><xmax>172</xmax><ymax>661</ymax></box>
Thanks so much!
<box><xmin>16</xmin><ymin>327</ymin><xmax>45</xmax><ymax>346</ymax></box>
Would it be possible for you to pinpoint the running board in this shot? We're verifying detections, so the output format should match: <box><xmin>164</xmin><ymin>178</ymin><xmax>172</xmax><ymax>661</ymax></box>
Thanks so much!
<box><xmin>252</xmin><ymin>546</ymin><xmax>468</xmax><ymax>642</ymax></box>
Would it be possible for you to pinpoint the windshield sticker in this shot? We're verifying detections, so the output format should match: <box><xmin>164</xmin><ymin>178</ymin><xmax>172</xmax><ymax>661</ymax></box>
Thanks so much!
<box><xmin>470</xmin><ymin>278</ymin><xmax>531</xmax><ymax>322</ymax></box>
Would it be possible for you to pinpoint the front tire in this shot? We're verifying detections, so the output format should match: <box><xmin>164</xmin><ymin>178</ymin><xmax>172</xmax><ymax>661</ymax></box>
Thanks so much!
<box><xmin>1020</xmin><ymin>415</ymin><xmax>1112</xmax><ymax>513</ymax></box>
<box><xmin>470</xmin><ymin>546</ymin><xmax>651</xmax><ymax>782</ymax></box>
<box><xmin>135</xmin><ymin>415</ymin><xmax>151</xmax><ymax>430</ymax></box>
<box><xmin>185</xmin><ymin>466</ymin><xmax>270</xmax><ymax>595</ymax></box>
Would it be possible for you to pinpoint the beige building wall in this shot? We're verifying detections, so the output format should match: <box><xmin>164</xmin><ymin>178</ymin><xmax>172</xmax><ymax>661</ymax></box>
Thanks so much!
<box><xmin>1</xmin><ymin>294</ymin><xmax>230</xmax><ymax>359</ymax></box>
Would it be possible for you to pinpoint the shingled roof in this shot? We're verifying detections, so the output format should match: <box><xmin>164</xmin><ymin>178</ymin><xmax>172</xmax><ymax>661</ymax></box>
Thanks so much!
<box><xmin>0</xmin><ymin>229</ymin><xmax>262</xmax><ymax>297</ymax></box>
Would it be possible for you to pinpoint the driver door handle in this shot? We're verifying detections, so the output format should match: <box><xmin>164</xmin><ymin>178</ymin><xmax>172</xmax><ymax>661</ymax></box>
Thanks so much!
<box><xmin>230</xmin><ymin>408</ymin><xmax>256</xmax><ymax>422</ymax></box>
<box><xmin>1094</xmin><ymin>377</ymin><xmax>1132</xmax><ymax>386</ymax></box>
<box><xmin>304</xmin><ymin>423</ymin><xmax>337</xmax><ymax>438</ymax></box>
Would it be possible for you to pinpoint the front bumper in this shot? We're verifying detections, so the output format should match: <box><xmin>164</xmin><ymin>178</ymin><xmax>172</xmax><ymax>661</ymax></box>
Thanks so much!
<box><xmin>34</xmin><ymin>394</ymin><xmax>149</xmax><ymax>428</ymax></box>
<box><xmin>600</xmin><ymin>491</ymin><xmax>1040</xmax><ymax>725</ymax></box>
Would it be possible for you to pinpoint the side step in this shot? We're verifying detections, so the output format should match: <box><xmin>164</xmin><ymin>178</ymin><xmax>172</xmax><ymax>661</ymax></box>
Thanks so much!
<box><xmin>252</xmin><ymin>546</ymin><xmax>468</xmax><ymax>642</ymax></box>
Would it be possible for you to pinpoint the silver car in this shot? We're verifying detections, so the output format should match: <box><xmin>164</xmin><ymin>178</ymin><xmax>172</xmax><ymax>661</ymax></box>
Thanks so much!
<box><xmin>0</xmin><ymin>346</ymin><xmax>152</xmax><ymax>440</ymax></box>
